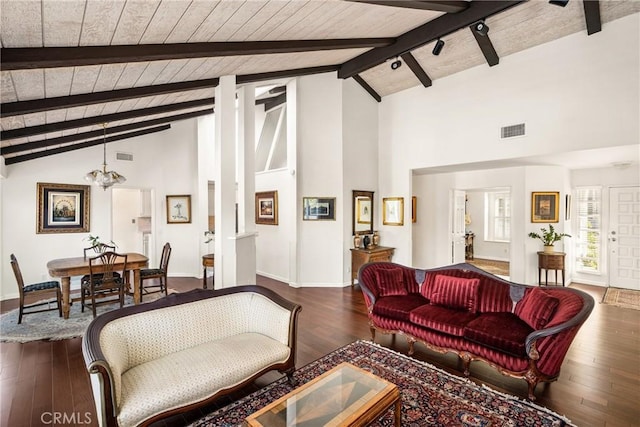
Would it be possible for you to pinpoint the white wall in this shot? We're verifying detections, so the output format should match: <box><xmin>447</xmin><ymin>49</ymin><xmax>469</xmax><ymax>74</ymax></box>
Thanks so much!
<box><xmin>1</xmin><ymin>119</ymin><xmax>201</xmax><ymax>299</ymax></box>
<box><xmin>384</xmin><ymin>14</ymin><xmax>639</xmax><ymax>282</ymax></box>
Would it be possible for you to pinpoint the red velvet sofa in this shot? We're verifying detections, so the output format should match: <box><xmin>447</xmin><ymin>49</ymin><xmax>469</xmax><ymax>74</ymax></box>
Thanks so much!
<box><xmin>357</xmin><ymin>262</ymin><xmax>594</xmax><ymax>400</ymax></box>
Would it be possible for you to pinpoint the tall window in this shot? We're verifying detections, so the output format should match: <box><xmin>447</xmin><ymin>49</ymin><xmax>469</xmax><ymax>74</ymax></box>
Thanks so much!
<box><xmin>575</xmin><ymin>187</ymin><xmax>601</xmax><ymax>273</ymax></box>
<box><xmin>255</xmin><ymin>105</ymin><xmax>287</xmax><ymax>172</ymax></box>
<box><xmin>485</xmin><ymin>191</ymin><xmax>511</xmax><ymax>242</ymax></box>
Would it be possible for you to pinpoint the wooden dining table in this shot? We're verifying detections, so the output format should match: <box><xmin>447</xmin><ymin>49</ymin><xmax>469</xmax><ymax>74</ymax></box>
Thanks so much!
<box><xmin>47</xmin><ymin>252</ymin><xmax>148</xmax><ymax>319</ymax></box>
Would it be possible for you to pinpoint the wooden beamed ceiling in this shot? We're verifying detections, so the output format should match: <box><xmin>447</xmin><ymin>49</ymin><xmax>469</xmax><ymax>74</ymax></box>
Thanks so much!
<box><xmin>0</xmin><ymin>0</ymin><xmax>617</xmax><ymax>164</ymax></box>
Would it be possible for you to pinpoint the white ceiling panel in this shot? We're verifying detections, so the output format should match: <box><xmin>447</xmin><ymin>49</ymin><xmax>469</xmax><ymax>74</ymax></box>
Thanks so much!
<box><xmin>11</xmin><ymin>69</ymin><xmax>45</xmax><ymax>101</ymax></box>
<box><xmin>138</xmin><ymin>0</ymin><xmax>192</xmax><ymax>44</ymax></box>
<box><xmin>0</xmin><ymin>0</ymin><xmax>42</xmax><ymax>47</ymax></box>
<box><xmin>94</xmin><ymin>64</ymin><xmax>127</xmax><ymax>92</ymax></box>
<box><xmin>111</xmin><ymin>0</ymin><xmax>161</xmax><ymax>45</ymax></box>
<box><xmin>225</xmin><ymin>0</ymin><xmax>290</xmax><ymax>42</ymax></box>
<box><xmin>164</xmin><ymin>1</ymin><xmax>221</xmax><ymax>44</ymax></box>
<box><xmin>114</xmin><ymin>62</ymin><xmax>151</xmax><ymax>90</ymax></box>
<box><xmin>1</xmin><ymin>71</ymin><xmax>17</xmax><ymax>103</ymax></box>
<box><xmin>70</xmin><ymin>65</ymin><xmax>102</xmax><ymax>95</ymax></box>
<box><xmin>42</xmin><ymin>0</ymin><xmax>85</xmax><ymax>46</ymax></box>
<box><xmin>80</xmin><ymin>0</ymin><xmax>126</xmax><ymax>46</ymax></box>
<box><xmin>44</xmin><ymin>69</ymin><xmax>73</xmax><ymax>98</ymax></box>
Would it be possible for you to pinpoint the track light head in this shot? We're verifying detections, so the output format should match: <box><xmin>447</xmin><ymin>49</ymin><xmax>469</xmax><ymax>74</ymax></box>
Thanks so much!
<box><xmin>473</xmin><ymin>20</ymin><xmax>489</xmax><ymax>36</ymax></box>
<box><xmin>432</xmin><ymin>39</ymin><xmax>445</xmax><ymax>56</ymax></box>
<box><xmin>549</xmin><ymin>0</ymin><xmax>569</xmax><ymax>6</ymax></box>
<box><xmin>390</xmin><ymin>58</ymin><xmax>402</xmax><ymax>70</ymax></box>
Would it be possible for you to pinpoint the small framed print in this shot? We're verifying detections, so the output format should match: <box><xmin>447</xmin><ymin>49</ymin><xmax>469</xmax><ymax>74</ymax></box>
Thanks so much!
<box><xmin>166</xmin><ymin>195</ymin><xmax>192</xmax><ymax>224</ymax></box>
<box><xmin>531</xmin><ymin>192</ymin><xmax>559</xmax><ymax>223</ymax></box>
<box><xmin>255</xmin><ymin>190</ymin><xmax>278</xmax><ymax>225</ymax></box>
<box><xmin>37</xmin><ymin>182</ymin><xmax>90</xmax><ymax>233</ymax></box>
<box><xmin>303</xmin><ymin>197</ymin><xmax>336</xmax><ymax>220</ymax></box>
<box><xmin>383</xmin><ymin>197</ymin><xmax>404</xmax><ymax>226</ymax></box>
<box><xmin>412</xmin><ymin>196</ymin><xmax>417</xmax><ymax>223</ymax></box>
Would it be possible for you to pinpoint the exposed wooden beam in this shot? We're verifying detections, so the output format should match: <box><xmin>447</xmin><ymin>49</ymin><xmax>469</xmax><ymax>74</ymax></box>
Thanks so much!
<box><xmin>338</xmin><ymin>1</ymin><xmax>523</xmax><ymax>79</ymax></box>
<box><xmin>1</xmin><ymin>98</ymin><xmax>214</xmax><ymax>140</ymax></box>
<box><xmin>470</xmin><ymin>24</ymin><xmax>499</xmax><ymax>67</ymax></box>
<box><xmin>400</xmin><ymin>52</ymin><xmax>432</xmax><ymax>87</ymax></box>
<box><xmin>237</xmin><ymin>65</ymin><xmax>340</xmax><ymax>84</ymax></box>
<box><xmin>345</xmin><ymin>0</ymin><xmax>469</xmax><ymax>13</ymax></box>
<box><xmin>352</xmin><ymin>75</ymin><xmax>381</xmax><ymax>102</ymax></box>
<box><xmin>1</xmin><ymin>110</ymin><xmax>210</xmax><ymax>155</ymax></box>
<box><xmin>583</xmin><ymin>1</ymin><xmax>601</xmax><ymax>35</ymax></box>
<box><xmin>1</xmin><ymin>79</ymin><xmax>219</xmax><ymax>117</ymax></box>
<box><xmin>4</xmin><ymin>125</ymin><xmax>171</xmax><ymax>165</ymax></box>
<box><xmin>268</xmin><ymin>86</ymin><xmax>287</xmax><ymax>95</ymax></box>
<box><xmin>1</xmin><ymin>39</ymin><xmax>394</xmax><ymax>70</ymax></box>
<box><xmin>264</xmin><ymin>93</ymin><xmax>287</xmax><ymax>111</ymax></box>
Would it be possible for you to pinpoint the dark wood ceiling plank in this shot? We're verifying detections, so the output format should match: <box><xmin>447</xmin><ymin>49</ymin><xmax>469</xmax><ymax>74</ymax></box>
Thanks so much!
<box><xmin>345</xmin><ymin>1</ymin><xmax>469</xmax><ymax>13</ymax></box>
<box><xmin>1</xmin><ymin>109</ymin><xmax>211</xmax><ymax>155</ymax></box>
<box><xmin>264</xmin><ymin>93</ymin><xmax>287</xmax><ymax>111</ymax></box>
<box><xmin>338</xmin><ymin>1</ymin><xmax>523</xmax><ymax>79</ymax></box>
<box><xmin>268</xmin><ymin>86</ymin><xmax>287</xmax><ymax>95</ymax></box>
<box><xmin>400</xmin><ymin>52</ymin><xmax>432</xmax><ymax>87</ymax></box>
<box><xmin>1</xmin><ymin>79</ymin><xmax>219</xmax><ymax>117</ymax></box>
<box><xmin>4</xmin><ymin>125</ymin><xmax>171</xmax><ymax>165</ymax></box>
<box><xmin>583</xmin><ymin>1</ymin><xmax>601</xmax><ymax>35</ymax></box>
<box><xmin>470</xmin><ymin>26</ymin><xmax>499</xmax><ymax>66</ymax></box>
<box><xmin>352</xmin><ymin>75</ymin><xmax>381</xmax><ymax>102</ymax></box>
<box><xmin>1</xmin><ymin>98</ymin><xmax>214</xmax><ymax>140</ymax></box>
<box><xmin>1</xmin><ymin>39</ymin><xmax>394</xmax><ymax>70</ymax></box>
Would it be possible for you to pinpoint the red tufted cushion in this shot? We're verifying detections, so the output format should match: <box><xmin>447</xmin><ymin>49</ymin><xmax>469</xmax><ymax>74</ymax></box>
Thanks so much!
<box><xmin>376</xmin><ymin>267</ymin><xmax>408</xmax><ymax>297</ymax></box>
<box><xmin>410</xmin><ymin>304</ymin><xmax>477</xmax><ymax>337</ymax></box>
<box><xmin>430</xmin><ymin>275</ymin><xmax>480</xmax><ymax>313</ymax></box>
<box><xmin>464</xmin><ymin>312</ymin><xmax>533</xmax><ymax>357</ymax></box>
<box><xmin>515</xmin><ymin>287</ymin><xmax>560</xmax><ymax>330</ymax></box>
<box><xmin>372</xmin><ymin>294</ymin><xmax>429</xmax><ymax>322</ymax></box>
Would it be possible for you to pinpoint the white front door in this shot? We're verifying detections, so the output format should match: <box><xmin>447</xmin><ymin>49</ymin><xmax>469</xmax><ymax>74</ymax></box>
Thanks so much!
<box><xmin>452</xmin><ymin>190</ymin><xmax>466</xmax><ymax>264</ymax></box>
<box><xmin>609</xmin><ymin>186</ymin><xmax>640</xmax><ymax>290</ymax></box>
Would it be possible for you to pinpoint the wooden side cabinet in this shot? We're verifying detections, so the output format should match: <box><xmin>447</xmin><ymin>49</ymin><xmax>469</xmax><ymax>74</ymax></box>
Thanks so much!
<box><xmin>350</xmin><ymin>246</ymin><xmax>395</xmax><ymax>286</ymax></box>
<box><xmin>537</xmin><ymin>251</ymin><xmax>565</xmax><ymax>286</ymax></box>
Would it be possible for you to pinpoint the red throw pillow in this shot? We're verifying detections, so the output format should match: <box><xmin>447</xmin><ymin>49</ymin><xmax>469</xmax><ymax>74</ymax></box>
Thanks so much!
<box><xmin>515</xmin><ymin>288</ymin><xmax>560</xmax><ymax>330</ymax></box>
<box><xmin>430</xmin><ymin>275</ymin><xmax>480</xmax><ymax>313</ymax></box>
<box><xmin>375</xmin><ymin>268</ymin><xmax>408</xmax><ymax>297</ymax></box>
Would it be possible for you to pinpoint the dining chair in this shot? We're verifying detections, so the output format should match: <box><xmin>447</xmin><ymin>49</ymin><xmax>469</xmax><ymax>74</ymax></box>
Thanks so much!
<box><xmin>10</xmin><ymin>254</ymin><xmax>62</xmax><ymax>324</ymax></box>
<box><xmin>81</xmin><ymin>243</ymin><xmax>119</xmax><ymax>285</ymax></box>
<box><xmin>81</xmin><ymin>251</ymin><xmax>127</xmax><ymax>318</ymax></box>
<box><xmin>139</xmin><ymin>242</ymin><xmax>171</xmax><ymax>301</ymax></box>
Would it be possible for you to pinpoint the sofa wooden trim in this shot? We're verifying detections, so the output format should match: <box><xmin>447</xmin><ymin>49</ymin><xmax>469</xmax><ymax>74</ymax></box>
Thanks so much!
<box><xmin>358</xmin><ymin>262</ymin><xmax>594</xmax><ymax>400</ymax></box>
<box><xmin>82</xmin><ymin>286</ymin><xmax>301</xmax><ymax>427</ymax></box>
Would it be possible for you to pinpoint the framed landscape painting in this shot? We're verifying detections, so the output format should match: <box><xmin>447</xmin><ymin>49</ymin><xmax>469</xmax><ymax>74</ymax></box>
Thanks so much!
<box><xmin>303</xmin><ymin>197</ymin><xmax>336</xmax><ymax>220</ymax></box>
<box><xmin>531</xmin><ymin>192</ymin><xmax>559</xmax><ymax>223</ymax></box>
<box><xmin>37</xmin><ymin>182</ymin><xmax>90</xmax><ymax>233</ymax></box>
<box><xmin>255</xmin><ymin>191</ymin><xmax>278</xmax><ymax>225</ymax></box>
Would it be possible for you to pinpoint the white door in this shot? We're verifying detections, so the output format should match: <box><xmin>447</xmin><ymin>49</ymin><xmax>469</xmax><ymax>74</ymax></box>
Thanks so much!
<box><xmin>609</xmin><ymin>186</ymin><xmax>640</xmax><ymax>290</ymax></box>
<box><xmin>452</xmin><ymin>190</ymin><xmax>466</xmax><ymax>264</ymax></box>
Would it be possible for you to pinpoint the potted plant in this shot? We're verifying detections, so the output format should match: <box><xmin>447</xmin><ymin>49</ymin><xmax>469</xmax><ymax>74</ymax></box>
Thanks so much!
<box><xmin>83</xmin><ymin>235</ymin><xmax>117</xmax><ymax>258</ymax></box>
<box><xmin>528</xmin><ymin>225</ymin><xmax>571</xmax><ymax>253</ymax></box>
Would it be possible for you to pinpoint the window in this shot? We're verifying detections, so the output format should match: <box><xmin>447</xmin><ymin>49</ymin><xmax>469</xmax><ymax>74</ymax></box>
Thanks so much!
<box><xmin>485</xmin><ymin>191</ymin><xmax>511</xmax><ymax>242</ymax></box>
<box><xmin>575</xmin><ymin>187</ymin><xmax>601</xmax><ymax>273</ymax></box>
<box><xmin>255</xmin><ymin>105</ymin><xmax>287</xmax><ymax>172</ymax></box>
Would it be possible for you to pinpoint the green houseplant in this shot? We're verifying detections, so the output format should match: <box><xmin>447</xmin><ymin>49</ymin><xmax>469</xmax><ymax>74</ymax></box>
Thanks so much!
<box><xmin>528</xmin><ymin>225</ymin><xmax>570</xmax><ymax>253</ymax></box>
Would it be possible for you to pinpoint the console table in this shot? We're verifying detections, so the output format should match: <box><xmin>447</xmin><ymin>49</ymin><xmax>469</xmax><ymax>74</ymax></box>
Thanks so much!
<box><xmin>202</xmin><ymin>253</ymin><xmax>214</xmax><ymax>289</ymax></box>
<box><xmin>537</xmin><ymin>251</ymin><xmax>565</xmax><ymax>286</ymax></box>
<box><xmin>350</xmin><ymin>246</ymin><xmax>395</xmax><ymax>286</ymax></box>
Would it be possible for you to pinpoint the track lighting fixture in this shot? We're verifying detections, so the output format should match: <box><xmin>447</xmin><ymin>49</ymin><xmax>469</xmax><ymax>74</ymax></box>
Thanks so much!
<box><xmin>473</xmin><ymin>20</ymin><xmax>489</xmax><ymax>36</ymax></box>
<box><xmin>549</xmin><ymin>0</ymin><xmax>569</xmax><ymax>6</ymax></box>
<box><xmin>390</xmin><ymin>58</ymin><xmax>402</xmax><ymax>70</ymax></box>
<box><xmin>432</xmin><ymin>39</ymin><xmax>445</xmax><ymax>56</ymax></box>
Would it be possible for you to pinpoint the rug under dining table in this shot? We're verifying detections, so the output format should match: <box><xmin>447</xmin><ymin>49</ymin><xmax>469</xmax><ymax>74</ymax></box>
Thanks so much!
<box><xmin>190</xmin><ymin>340</ymin><xmax>575</xmax><ymax>427</ymax></box>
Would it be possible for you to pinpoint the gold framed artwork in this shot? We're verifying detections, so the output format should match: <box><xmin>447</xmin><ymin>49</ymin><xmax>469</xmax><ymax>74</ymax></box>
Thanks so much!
<box><xmin>383</xmin><ymin>197</ymin><xmax>404</xmax><ymax>226</ymax></box>
<box><xmin>255</xmin><ymin>190</ymin><xmax>278</xmax><ymax>225</ymax></box>
<box><xmin>303</xmin><ymin>197</ymin><xmax>336</xmax><ymax>220</ymax></box>
<box><xmin>356</xmin><ymin>197</ymin><xmax>372</xmax><ymax>224</ymax></box>
<box><xmin>531</xmin><ymin>192</ymin><xmax>559</xmax><ymax>223</ymax></box>
<box><xmin>412</xmin><ymin>196</ymin><xmax>417</xmax><ymax>223</ymax></box>
<box><xmin>166</xmin><ymin>195</ymin><xmax>192</xmax><ymax>224</ymax></box>
<box><xmin>37</xmin><ymin>182</ymin><xmax>90</xmax><ymax>234</ymax></box>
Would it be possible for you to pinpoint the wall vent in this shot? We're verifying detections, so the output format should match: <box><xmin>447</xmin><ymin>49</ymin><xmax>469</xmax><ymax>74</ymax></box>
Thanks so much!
<box><xmin>116</xmin><ymin>152</ymin><xmax>133</xmax><ymax>161</ymax></box>
<box><xmin>501</xmin><ymin>123</ymin><xmax>525</xmax><ymax>139</ymax></box>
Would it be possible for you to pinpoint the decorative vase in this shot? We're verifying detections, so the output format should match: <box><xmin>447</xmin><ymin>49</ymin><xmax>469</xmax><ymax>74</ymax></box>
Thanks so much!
<box><xmin>543</xmin><ymin>245</ymin><xmax>554</xmax><ymax>254</ymax></box>
<box><xmin>353</xmin><ymin>235</ymin><xmax>362</xmax><ymax>249</ymax></box>
<box><xmin>372</xmin><ymin>231</ymin><xmax>380</xmax><ymax>247</ymax></box>
<box><xmin>362</xmin><ymin>235</ymin><xmax>370</xmax><ymax>249</ymax></box>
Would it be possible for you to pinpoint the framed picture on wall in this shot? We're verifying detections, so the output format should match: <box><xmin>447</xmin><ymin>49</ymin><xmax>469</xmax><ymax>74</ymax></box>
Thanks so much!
<box><xmin>531</xmin><ymin>191</ymin><xmax>559</xmax><ymax>223</ymax></box>
<box><xmin>37</xmin><ymin>182</ymin><xmax>90</xmax><ymax>233</ymax></box>
<box><xmin>383</xmin><ymin>197</ymin><xmax>404</xmax><ymax>226</ymax></box>
<box><xmin>412</xmin><ymin>196</ymin><xmax>417</xmax><ymax>223</ymax></box>
<box><xmin>303</xmin><ymin>197</ymin><xmax>336</xmax><ymax>220</ymax></box>
<box><xmin>166</xmin><ymin>195</ymin><xmax>192</xmax><ymax>224</ymax></box>
<box><xmin>255</xmin><ymin>190</ymin><xmax>278</xmax><ymax>225</ymax></box>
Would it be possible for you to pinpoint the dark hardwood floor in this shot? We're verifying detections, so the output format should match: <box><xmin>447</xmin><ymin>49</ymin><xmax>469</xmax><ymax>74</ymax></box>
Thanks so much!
<box><xmin>1</xmin><ymin>276</ymin><xmax>638</xmax><ymax>427</ymax></box>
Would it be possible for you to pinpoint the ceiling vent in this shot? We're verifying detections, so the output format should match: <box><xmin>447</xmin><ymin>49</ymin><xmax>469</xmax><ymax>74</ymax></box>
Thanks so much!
<box><xmin>116</xmin><ymin>152</ymin><xmax>133</xmax><ymax>161</ymax></box>
<box><xmin>501</xmin><ymin>123</ymin><xmax>525</xmax><ymax>139</ymax></box>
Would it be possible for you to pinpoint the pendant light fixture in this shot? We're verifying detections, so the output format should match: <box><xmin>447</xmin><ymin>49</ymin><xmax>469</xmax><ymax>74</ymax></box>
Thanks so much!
<box><xmin>85</xmin><ymin>123</ymin><xmax>126</xmax><ymax>190</ymax></box>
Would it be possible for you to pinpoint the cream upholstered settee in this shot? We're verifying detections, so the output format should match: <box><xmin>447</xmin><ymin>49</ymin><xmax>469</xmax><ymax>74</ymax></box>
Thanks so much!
<box><xmin>82</xmin><ymin>286</ymin><xmax>301</xmax><ymax>427</ymax></box>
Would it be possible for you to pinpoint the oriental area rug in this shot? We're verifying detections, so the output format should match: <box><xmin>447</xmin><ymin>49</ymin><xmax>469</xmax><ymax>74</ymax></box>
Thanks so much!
<box><xmin>191</xmin><ymin>340</ymin><xmax>575</xmax><ymax>427</ymax></box>
<box><xmin>602</xmin><ymin>287</ymin><xmax>640</xmax><ymax>310</ymax></box>
<box><xmin>0</xmin><ymin>291</ymin><xmax>174</xmax><ymax>343</ymax></box>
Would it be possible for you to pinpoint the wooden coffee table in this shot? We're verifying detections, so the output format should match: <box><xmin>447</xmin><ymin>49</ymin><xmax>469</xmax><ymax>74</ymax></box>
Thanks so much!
<box><xmin>245</xmin><ymin>362</ymin><xmax>401</xmax><ymax>427</ymax></box>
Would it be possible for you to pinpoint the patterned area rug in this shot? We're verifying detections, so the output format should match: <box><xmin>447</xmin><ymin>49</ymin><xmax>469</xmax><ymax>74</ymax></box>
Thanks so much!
<box><xmin>602</xmin><ymin>287</ymin><xmax>640</xmax><ymax>310</ymax></box>
<box><xmin>191</xmin><ymin>340</ymin><xmax>574</xmax><ymax>427</ymax></box>
<box><xmin>0</xmin><ymin>290</ymin><xmax>174</xmax><ymax>343</ymax></box>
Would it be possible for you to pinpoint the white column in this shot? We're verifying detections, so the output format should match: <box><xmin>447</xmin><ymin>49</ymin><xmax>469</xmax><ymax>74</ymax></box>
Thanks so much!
<box><xmin>214</xmin><ymin>75</ymin><xmax>237</xmax><ymax>288</ymax></box>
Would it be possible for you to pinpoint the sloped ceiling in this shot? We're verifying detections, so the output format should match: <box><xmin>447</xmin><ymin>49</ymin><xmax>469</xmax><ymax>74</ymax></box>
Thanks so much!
<box><xmin>1</xmin><ymin>0</ymin><xmax>638</xmax><ymax>164</ymax></box>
